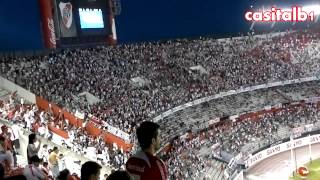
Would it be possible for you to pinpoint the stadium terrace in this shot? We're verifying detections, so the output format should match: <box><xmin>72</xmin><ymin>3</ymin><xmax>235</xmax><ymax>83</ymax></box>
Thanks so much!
<box><xmin>245</xmin><ymin>7</ymin><xmax>315</xmax><ymax>22</ymax></box>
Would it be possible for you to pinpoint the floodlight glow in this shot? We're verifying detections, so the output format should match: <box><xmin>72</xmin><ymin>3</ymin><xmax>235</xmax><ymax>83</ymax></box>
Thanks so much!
<box><xmin>303</xmin><ymin>5</ymin><xmax>320</xmax><ymax>15</ymax></box>
<box><xmin>282</xmin><ymin>5</ymin><xmax>320</xmax><ymax>15</ymax></box>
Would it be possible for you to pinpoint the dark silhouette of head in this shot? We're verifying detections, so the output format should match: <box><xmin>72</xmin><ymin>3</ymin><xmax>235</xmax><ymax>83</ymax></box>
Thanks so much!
<box><xmin>28</xmin><ymin>133</ymin><xmax>37</xmax><ymax>144</ymax></box>
<box><xmin>136</xmin><ymin>121</ymin><xmax>161</xmax><ymax>152</ymax></box>
<box><xmin>106</xmin><ymin>170</ymin><xmax>130</xmax><ymax>180</ymax></box>
<box><xmin>81</xmin><ymin>161</ymin><xmax>102</xmax><ymax>180</ymax></box>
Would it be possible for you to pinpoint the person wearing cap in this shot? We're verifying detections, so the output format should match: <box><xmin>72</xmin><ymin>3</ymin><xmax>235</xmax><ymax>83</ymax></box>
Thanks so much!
<box><xmin>23</xmin><ymin>155</ymin><xmax>46</xmax><ymax>180</ymax></box>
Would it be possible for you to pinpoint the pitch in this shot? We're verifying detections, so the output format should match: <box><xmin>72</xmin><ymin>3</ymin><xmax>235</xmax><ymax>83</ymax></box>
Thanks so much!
<box><xmin>290</xmin><ymin>159</ymin><xmax>320</xmax><ymax>180</ymax></box>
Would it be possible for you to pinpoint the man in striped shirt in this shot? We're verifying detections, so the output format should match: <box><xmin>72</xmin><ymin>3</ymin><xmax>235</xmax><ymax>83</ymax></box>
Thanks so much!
<box><xmin>126</xmin><ymin>121</ymin><xmax>168</xmax><ymax>180</ymax></box>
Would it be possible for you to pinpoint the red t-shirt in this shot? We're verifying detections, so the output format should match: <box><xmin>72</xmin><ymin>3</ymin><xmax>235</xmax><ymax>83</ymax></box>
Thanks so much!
<box><xmin>126</xmin><ymin>151</ymin><xmax>168</xmax><ymax>180</ymax></box>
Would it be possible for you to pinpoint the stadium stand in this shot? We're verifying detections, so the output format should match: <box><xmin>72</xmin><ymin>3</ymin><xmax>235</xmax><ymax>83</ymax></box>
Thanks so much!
<box><xmin>0</xmin><ymin>28</ymin><xmax>320</xmax><ymax>179</ymax></box>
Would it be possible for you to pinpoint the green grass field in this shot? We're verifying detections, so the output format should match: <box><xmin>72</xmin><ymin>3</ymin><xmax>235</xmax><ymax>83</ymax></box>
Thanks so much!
<box><xmin>289</xmin><ymin>159</ymin><xmax>320</xmax><ymax>180</ymax></box>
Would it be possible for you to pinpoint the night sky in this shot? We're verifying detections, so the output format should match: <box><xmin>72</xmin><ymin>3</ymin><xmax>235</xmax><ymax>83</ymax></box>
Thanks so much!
<box><xmin>0</xmin><ymin>0</ymin><xmax>319</xmax><ymax>50</ymax></box>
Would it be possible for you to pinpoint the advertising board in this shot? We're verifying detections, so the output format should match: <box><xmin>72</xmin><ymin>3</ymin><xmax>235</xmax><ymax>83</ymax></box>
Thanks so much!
<box><xmin>245</xmin><ymin>134</ymin><xmax>320</xmax><ymax>168</ymax></box>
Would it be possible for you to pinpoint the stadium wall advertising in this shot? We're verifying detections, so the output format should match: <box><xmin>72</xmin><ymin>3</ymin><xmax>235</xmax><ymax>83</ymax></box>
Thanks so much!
<box><xmin>245</xmin><ymin>134</ymin><xmax>320</xmax><ymax>168</ymax></box>
<box><xmin>39</xmin><ymin>0</ymin><xmax>56</xmax><ymax>49</ymax></box>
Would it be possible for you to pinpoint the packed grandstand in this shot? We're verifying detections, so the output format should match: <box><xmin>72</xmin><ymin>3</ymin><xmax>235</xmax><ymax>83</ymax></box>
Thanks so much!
<box><xmin>0</xmin><ymin>26</ymin><xmax>320</xmax><ymax>180</ymax></box>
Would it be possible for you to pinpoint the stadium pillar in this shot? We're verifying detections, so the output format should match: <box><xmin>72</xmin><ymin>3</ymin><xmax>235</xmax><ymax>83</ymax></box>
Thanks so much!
<box><xmin>39</xmin><ymin>0</ymin><xmax>57</xmax><ymax>49</ymax></box>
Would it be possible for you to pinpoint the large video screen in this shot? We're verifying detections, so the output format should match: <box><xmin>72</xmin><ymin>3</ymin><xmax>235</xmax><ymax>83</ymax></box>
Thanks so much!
<box><xmin>79</xmin><ymin>8</ymin><xmax>104</xmax><ymax>29</ymax></box>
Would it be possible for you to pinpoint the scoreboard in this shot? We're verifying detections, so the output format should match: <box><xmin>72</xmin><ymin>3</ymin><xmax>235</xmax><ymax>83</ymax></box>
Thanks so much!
<box><xmin>39</xmin><ymin>0</ymin><xmax>117</xmax><ymax>49</ymax></box>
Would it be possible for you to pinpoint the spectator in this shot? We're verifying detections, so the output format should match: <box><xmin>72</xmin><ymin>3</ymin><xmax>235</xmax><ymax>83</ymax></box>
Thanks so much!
<box><xmin>41</xmin><ymin>162</ymin><xmax>53</xmax><ymax>179</ymax></box>
<box><xmin>58</xmin><ymin>154</ymin><xmax>66</xmax><ymax>171</ymax></box>
<box><xmin>27</xmin><ymin>134</ymin><xmax>41</xmax><ymax>164</ymax></box>
<box><xmin>0</xmin><ymin>136</ymin><xmax>12</xmax><ymax>168</ymax></box>
<box><xmin>23</xmin><ymin>155</ymin><xmax>46</xmax><ymax>180</ymax></box>
<box><xmin>38</xmin><ymin>144</ymin><xmax>48</xmax><ymax>162</ymax></box>
<box><xmin>48</xmin><ymin>147</ymin><xmax>59</xmax><ymax>178</ymax></box>
<box><xmin>57</xmin><ymin>169</ymin><xmax>70</xmax><ymax>180</ymax></box>
<box><xmin>126</xmin><ymin>121</ymin><xmax>167</xmax><ymax>180</ymax></box>
<box><xmin>0</xmin><ymin>126</ymin><xmax>14</xmax><ymax>167</ymax></box>
<box><xmin>106</xmin><ymin>170</ymin><xmax>130</xmax><ymax>180</ymax></box>
<box><xmin>80</xmin><ymin>161</ymin><xmax>102</xmax><ymax>180</ymax></box>
<box><xmin>9</xmin><ymin>123</ymin><xmax>20</xmax><ymax>153</ymax></box>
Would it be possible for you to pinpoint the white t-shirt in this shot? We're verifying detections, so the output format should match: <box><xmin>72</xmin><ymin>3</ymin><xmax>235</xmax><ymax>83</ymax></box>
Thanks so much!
<box><xmin>23</xmin><ymin>164</ymin><xmax>46</xmax><ymax>180</ymax></box>
<box><xmin>23</xmin><ymin>112</ymin><xmax>30</xmax><ymax>122</ymax></box>
<box><xmin>38</xmin><ymin>126</ymin><xmax>46</xmax><ymax>136</ymax></box>
<box><xmin>10</xmin><ymin>124</ymin><xmax>20</xmax><ymax>141</ymax></box>
<box><xmin>38</xmin><ymin>147</ymin><xmax>48</xmax><ymax>161</ymax></box>
<box><xmin>40</xmin><ymin>111</ymin><xmax>45</xmax><ymax>124</ymax></box>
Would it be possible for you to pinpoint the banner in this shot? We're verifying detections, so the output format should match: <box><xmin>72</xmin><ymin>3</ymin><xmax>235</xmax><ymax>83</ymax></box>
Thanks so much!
<box><xmin>57</xmin><ymin>1</ymin><xmax>77</xmax><ymax>37</ymax></box>
<box><xmin>39</xmin><ymin>0</ymin><xmax>56</xmax><ymax>49</ymax></box>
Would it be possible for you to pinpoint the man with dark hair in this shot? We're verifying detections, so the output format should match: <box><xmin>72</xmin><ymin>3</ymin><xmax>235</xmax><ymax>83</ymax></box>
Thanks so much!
<box><xmin>106</xmin><ymin>170</ymin><xmax>130</xmax><ymax>180</ymax></box>
<box><xmin>81</xmin><ymin>161</ymin><xmax>102</xmax><ymax>180</ymax></box>
<box><xmin>125</xmin><ymin>121</ymin><xmax>168</xmax><ymax>180</ymax></box>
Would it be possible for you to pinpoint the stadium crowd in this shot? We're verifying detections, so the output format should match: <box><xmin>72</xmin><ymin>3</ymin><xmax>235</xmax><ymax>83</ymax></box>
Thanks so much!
<box><xmin>0</xmin><ymin>100</ymin><xmax>163</xmax><ymax>180</ymax></box>
<box><xmin>1</xmin><ymin>29</ymin><xmax>320</xmax><ymax>137</ymax></box>
<box><xmin>0</xmin><ymin>28</ymin><xmax>320</xmax><ymax>179</ymax></box>
<box><xmin>0</xmin><ymin>95</ymin><xmax>130</xmax><ymax>172</ymax></box>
